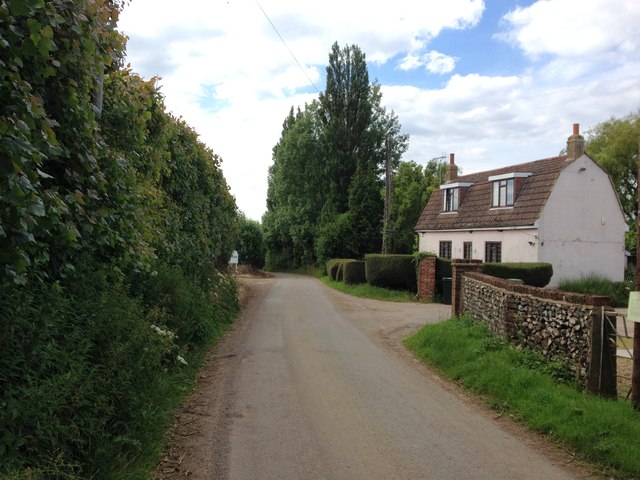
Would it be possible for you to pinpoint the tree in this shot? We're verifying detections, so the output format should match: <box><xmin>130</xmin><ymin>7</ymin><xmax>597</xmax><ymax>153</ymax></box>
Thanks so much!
<box><xmin>587</xmin><ymin>112</ymin><xmax>640</xmax><ymax>225</ymax></box>
<box><xmin>237</xmin><ymin>214</ymin><xmax>265</xmax><ymax>269</ymax></box>
<box><xmin>264</xmin><ymin>42</ymin><xmax>408</xmax><ymax>268</ymax></box>
<box><xmin>389</xmin><ymin>159</ymin><xmax>447</xmax><ymax>253</ymax></box>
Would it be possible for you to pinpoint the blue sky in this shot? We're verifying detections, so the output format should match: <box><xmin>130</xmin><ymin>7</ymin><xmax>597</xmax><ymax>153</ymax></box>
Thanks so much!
<box><xmin>119</xmin><ymin>0</ymin><xmax>640</xmax><ymax>221</ymax></box>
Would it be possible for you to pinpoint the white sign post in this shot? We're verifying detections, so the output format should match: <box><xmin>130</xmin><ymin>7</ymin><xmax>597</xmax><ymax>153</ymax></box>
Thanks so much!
<box><xmin>627</xmin><ymin>292</ymin><xmax>640</xmax><ymax>323</ymax></box>
<box><xmin>229</xmin><ymin>250</ymin><xmax>239</xmax><ymax>270</ymax></box>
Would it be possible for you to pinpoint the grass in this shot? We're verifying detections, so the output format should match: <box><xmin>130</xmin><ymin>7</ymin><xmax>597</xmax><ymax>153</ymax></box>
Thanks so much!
<box><xmin>558</xmin><ymin>273</ymin><xmax>632</xmax><ymax>308</ymax></box>
<box><xmin>405</xmin><ymin>316</ymin><xmax>640</xmax><ymax>479</ymax></box>
<box><xmin>320</xmin><ymin>276</ymin><xmax>421</xmax><ymax>302</ymax></box>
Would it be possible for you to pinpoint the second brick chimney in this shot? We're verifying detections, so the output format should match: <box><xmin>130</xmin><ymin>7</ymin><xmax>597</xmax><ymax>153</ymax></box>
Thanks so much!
<box><xmin>566</xmin><ymin>123</ymin><xmax>585</xmax><ymax>161</ymax></box>
<box><xmin>446</xmin><ymin>153</ymin><xmax>458</xmax><ymax>181</ymax></box>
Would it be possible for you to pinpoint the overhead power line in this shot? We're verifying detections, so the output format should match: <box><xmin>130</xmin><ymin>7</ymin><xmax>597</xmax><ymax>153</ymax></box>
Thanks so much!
<box><xmin>252</xmin><ymin>0</ymin><xmax>320</xmax><ymax>94</ymax></box>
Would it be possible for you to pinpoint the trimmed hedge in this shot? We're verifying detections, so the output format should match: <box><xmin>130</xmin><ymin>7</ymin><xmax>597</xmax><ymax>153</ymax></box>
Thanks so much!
<box><xmin>483</xmin><ymin>262</ymin><xmax>553</xmax><ymax>287</ymax></box>
<box><xmin>342</xmin><ymin>260</ymin><xmax>366</xmax><ymax>285</ymax></box>
<box><xmin>364</xmin><ymin>254</ymin><xmax>417</xmax><ymax>291</ymax></box>
<box><xmin>326</xmin><ymin>259</ymin><xmax>355</xmax><ymax>281</ymax></box>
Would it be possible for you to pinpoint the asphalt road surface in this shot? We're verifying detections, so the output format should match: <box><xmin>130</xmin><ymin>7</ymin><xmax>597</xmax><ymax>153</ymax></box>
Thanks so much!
<box><xmin>169</xmin><ymin>273</ymin><xmax>589</xmax><ymax>480</ymax></box>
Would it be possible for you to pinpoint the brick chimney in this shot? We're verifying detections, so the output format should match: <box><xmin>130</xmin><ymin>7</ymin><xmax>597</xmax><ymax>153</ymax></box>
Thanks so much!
<box><xmin>446</xmin><ymin>153</ymin><xmax>458</xmax><ymax>181</ymax></box>
<box><xmin>566</xmin><ymin>123</ymin><xmax>585</xmax><ymax>160</ymax></box>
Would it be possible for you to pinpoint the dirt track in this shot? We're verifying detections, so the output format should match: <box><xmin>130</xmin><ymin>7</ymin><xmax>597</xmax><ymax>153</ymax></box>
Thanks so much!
<box><xmin>156</xmin><ymin>274</ymin><xmax>596</xmax><ymax>479</ymax></box>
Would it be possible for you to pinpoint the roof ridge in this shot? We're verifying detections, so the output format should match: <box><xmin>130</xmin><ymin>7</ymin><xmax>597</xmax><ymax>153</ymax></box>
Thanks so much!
<box><xmin>452</xmin><ymin>155</ymin><xmax>568</xmax><ymax>183</ymax></box>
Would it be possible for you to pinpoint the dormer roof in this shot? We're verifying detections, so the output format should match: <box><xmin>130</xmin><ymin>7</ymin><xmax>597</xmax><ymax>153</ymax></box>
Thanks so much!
<box><xmin>415</xmin><ymin>155</ymin><xmax>572</xmax><ymax>231</ymax></box>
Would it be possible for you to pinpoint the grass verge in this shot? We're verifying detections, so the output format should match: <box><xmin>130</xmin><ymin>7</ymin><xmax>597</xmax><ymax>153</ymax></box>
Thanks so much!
<box><xmin>320</xmin><ymin>276</ymin><xmax>420</xmax><ymax>302</ymax></box>
<box><xmin>405</xmin><ymin>316</ymin><xmax>640</xmax><ymax>478</ymax></box>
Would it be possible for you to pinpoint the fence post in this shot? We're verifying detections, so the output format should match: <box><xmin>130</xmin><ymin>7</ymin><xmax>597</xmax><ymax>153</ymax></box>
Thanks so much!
<box><xmin>587</xmin><ymin>307</ymin><xmax>617</xmax><ymax>397</ymax></box>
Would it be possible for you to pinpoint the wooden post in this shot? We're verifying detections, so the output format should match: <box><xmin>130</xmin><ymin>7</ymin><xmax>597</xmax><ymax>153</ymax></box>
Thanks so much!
<box><xmin>633</xmin><ymin>138</ymin><xmax>640</xmax><ymax>409</ymax></box>
<box><xmin>382</xmin><ymin>136</ymin><xmax>392</xmax><ymax>253</ymax></box>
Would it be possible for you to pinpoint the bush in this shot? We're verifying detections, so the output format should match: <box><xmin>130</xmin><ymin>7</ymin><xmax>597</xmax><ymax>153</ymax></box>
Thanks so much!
<box><xmin>326</xmin><ymin>259</ymin><xmax>355</xmax><ymax>281</ymax></box>
<box><xmin>364</xmin><ymin>254</ymin><xmax>416</xmax><ymax>291</ymax></box>
<box><xmin>0</xmin><ymin>263</ymin><xmax>238</xmax><ymax>479</ymax></box>
<box><xmin>558</xmin><ymin>274</ymin><xmax>631</xmax><ymax>308</ymax></box>
<box><xmin>342</xmin><ymin>260</ymin><xmax>366</xmax><ymax>285</ymax></box>
<box><xmin>483</xmin><ymin>262</ymin><xmax>553</xmax><ymax>287</ymax></box>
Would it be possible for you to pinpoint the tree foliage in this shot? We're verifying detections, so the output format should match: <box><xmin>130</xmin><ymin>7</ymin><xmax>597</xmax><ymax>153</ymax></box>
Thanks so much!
<box><xmin>1</xmin><ymin>2</ymin><xmax>239</xmax><ymax>478</ymax></box>
<box><xmin>389</xmin><ymin>159</ymin><xmax>447</xmax><ymax>253</ymax></box>
<box><xmin>237</xmin><ymin>213</ymin><xmax>265</xmax><ymax>268</ymax></box>
<box><xmin>587</xmin><ymin>112</ymin><xmax>640</xmax><ymax>225</ymax></box>
<box><xmin>264</xmin><ymin>42</ymin><xmax>408</xmax><ymax>268</ymax></box>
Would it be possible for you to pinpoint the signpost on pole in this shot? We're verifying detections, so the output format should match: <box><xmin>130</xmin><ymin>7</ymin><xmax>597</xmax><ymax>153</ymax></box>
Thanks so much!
<box><xmin>633</xmin><ymin>140</ymin><xmax>640</xmax><ymax>410</ymax></box>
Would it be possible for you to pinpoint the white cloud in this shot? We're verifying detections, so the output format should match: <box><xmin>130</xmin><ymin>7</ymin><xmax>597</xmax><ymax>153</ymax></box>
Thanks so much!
<box><xmin>399</xmin><ymin>51</ymin><xmax>458</xmax><ymax>74</ymax></box>
<box><xmin>117</xmin><ymin>0</ymin><xmax>639</xmax><ymax>221</ymax></box>
<box><xmin>499</xmin><ymin>0</ymin><xmax>640</xmax><ymax>59</ymax></box>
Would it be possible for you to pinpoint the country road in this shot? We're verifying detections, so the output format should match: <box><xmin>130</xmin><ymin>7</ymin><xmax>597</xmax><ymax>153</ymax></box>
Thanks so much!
<box><xmin>158</xmin><ymin>273</ymin><xmax>592</xmax><ymax>480</ymax></box>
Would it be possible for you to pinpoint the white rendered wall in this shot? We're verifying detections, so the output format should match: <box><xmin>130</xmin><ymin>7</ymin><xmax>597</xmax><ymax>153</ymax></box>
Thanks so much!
<box><xmin>537</xmin><ymin>155</ymin><xmax>626</xmax><ymax>285</ymax></box>
<box><xmin>418</xmin><ymin>228</ymin><xmax>539</xmax><ymax>263</ymax></box>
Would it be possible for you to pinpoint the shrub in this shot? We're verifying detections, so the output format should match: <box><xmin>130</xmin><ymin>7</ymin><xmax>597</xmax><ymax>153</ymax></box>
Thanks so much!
<box><xmin>342</xmin><ymin>260</ymin><xmax>366</xmax><ymax>285</ymax></box>
<box><xmin>326</xmin><ymin>259</ymin><xmax>355</xmax><ymax>281</ymax></box>
<box><xmin>558</xmin><ymin>274</ymin><xmax>631</xmax><ymax>308</ymax></box>
<box><xmin>364</xmin><ymin>254</ymin><xmax>416</xmax><ymax>291</ymax></box>
<box><xmin>483</xmin><ymin>262</ymin><xmax>553</xmax><ymax>287</ymax></box>
<box><xmin>0</xmin><ymin>263</ymin><xmax>238</xmax><ymax>479</ymax></box>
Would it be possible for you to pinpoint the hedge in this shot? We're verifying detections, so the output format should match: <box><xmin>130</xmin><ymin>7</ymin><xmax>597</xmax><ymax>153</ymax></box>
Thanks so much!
<box><xmin>342</xmin><ymin>260</ymin><xmax>366</xmax><ymax>285</ymax></box>
<box><xmin>364</xmin><ymin>254</ymin><xmax>417</xmax><ymax>291</ymax></box>
<box><xmin>483</xmin><ymin>262</ymin><xmax>553</xmax><ymax>287</ymax></box>
<box><xmin>326</xmin><ymin>259</ymin><xmax>355</xmax><ymax>281</ymax></box>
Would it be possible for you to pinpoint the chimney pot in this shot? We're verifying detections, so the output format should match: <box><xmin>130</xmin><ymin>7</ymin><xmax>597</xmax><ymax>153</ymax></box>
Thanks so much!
<box><xmin>573</xmin><ymin>123</ymin><xmax>580</xmax><ymax>135</ymax></box>
<box><xmin>449</xmin><ymin>153</ymin><xmax>455</xmax><ymax>165</ymax></box>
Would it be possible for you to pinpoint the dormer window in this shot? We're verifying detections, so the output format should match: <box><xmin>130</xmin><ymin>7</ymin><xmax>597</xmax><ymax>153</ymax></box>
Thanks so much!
<box><xmin>444</xmin><ymin>187</ymin><xmax>459</xmax><ymax>212</ymax></box>
<box><xmin>488</xmin><ymin>172</ymin><xmax>531</xmax><ymax>208</ymax></box>
<box><xmin>492</xmin><ymin>178</ymin><xmax>514</xmax><ymax>207</ymax></box>
<box><xmin>440</xmin><ymin>181</ymin><xmax>473</xmax><ymax>212</ymax></box>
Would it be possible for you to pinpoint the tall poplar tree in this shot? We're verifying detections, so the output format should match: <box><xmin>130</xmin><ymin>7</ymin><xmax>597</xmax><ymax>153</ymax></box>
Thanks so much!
<box><xmin>264</xmin><ymin>42</ymin><xmax>408</xmax><ymax>268</ymax></box>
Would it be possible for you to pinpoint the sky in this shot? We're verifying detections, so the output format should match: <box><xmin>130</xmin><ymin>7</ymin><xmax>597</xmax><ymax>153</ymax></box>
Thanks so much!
<box><xmin>118</xmin><ymin>0</ymin><xmax>640</xmax><ymax>221</ymax></box>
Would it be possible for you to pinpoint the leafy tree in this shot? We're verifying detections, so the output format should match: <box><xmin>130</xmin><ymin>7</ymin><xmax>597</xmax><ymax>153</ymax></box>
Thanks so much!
<box><xmin>264</xmin><ymin>42</ymin><xmax>408</xmax><ymax>268</ymax></box>
<box><xmin>587</xmin><ymin>112</ymin><xmax>640</xmax><ymax>225</ymax></box>
<box><xmin>238</xmin><ymin>214</ymin><xmax>265</xmax><ymax>268</ymax></box>
<box><xmin>388</xmin><ymin>159</ymin><xmax>446</xmax><ymax>253</ymax></box>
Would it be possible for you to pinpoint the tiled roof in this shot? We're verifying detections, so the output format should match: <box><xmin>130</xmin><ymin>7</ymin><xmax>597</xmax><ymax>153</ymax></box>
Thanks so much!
<box><xmin>415</xmin><ymin>155</ymin><xmax>572</xmax><ymax>231</ymax></box>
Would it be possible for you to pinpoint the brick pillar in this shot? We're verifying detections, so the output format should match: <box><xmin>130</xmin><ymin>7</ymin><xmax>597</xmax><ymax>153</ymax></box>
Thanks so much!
<box><xmin>451</xmin><ymin>259</ymin><xmax>483</xmax><ymax>317</ymax></box>
<box><xmin>417</xmin><ymin>256</ymin><xmax>437</xmax><ymax>299</ymax></box>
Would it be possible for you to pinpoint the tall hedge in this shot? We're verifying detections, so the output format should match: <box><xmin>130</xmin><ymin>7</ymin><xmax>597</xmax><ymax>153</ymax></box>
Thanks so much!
<box><xmin>342</xmin><ymin>260</ymin><xmax>366</xmax><ymax>284</ymax></box>
<box><xmin>0</xmin><ymin>2</ymin><xmax>239</xmax><ymax>478</ymax></box>
<box><xmin>483</xmin><ymin>262</ymin><xmax>553</xmax><ymax>287</ymax></box>
<box><xmin>364</xmin><ymin>254</ymin><xmax>417</xmax><ymax>291</ymax></box>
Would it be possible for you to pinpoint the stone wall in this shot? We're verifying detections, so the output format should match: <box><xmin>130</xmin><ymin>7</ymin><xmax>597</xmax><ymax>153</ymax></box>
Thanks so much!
<box><xmin>462</xmin><ymin>272</ymin><xmax>612</xmax><ymax>385</ymax></box>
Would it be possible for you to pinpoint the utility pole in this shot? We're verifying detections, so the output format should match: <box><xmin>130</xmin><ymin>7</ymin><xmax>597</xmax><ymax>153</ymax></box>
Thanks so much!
<box><xmin>382</xmin><ymin>136</ymin><xmax>392</xmax><ymax>254</ymax></box>
<box><xmin>633</xmin><ymin>138</ymin><xmax>640</xmax><ymax>410</ymax></box>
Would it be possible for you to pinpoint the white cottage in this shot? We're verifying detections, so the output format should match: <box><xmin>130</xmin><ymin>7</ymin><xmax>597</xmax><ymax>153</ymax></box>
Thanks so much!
<box><xmin>414</xmin><ymin>124</ymin><xmax>626</xmax><ymax>286</ymax></box>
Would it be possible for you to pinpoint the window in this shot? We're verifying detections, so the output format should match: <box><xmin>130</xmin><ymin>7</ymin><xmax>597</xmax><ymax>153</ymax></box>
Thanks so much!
<box><xmin>444</xmin><ymin>187</ymin><xmax>459</xmax><ymax>212</ymax></box>
<box><xmin>439</xmin><ymin>241</ymin><xmax>452</xmax><ymax>259</ymax></box>
<box><xmin>492</xmin><ymin>178</ymin><xmax>514</xmax><ymax>207</ymax></box>
<box><xmin>463</xmin><ymin>242</ymin><xmax>473</xmax><ymax>260</ymax></box>
<box><xmin>485</xmin><ymin>242</ymin><xmax>502</xmax><ymax>263</ymax></box>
